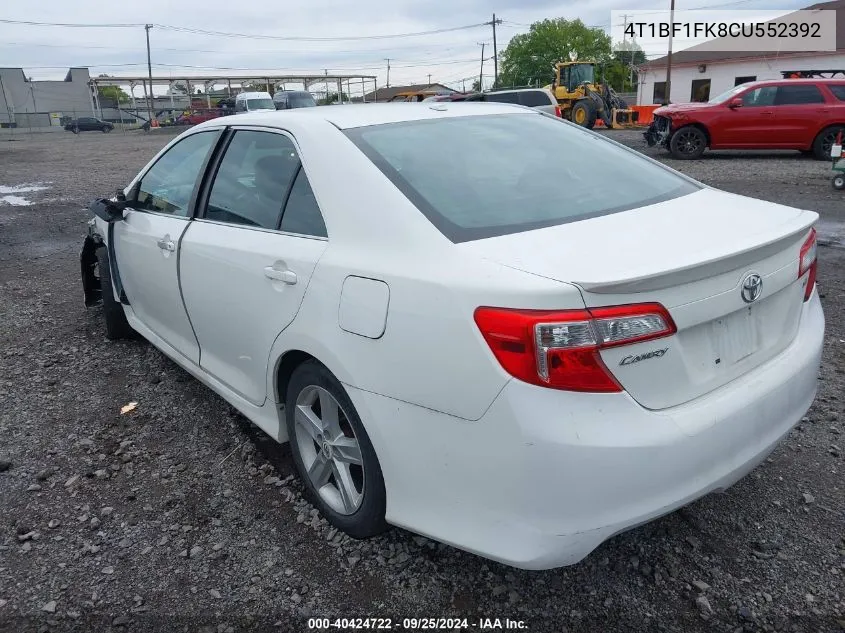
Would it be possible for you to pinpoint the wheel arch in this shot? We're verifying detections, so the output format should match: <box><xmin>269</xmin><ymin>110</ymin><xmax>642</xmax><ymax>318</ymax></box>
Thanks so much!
<box><xmin>812</xmin><ymin>122</ymin><xmax>845</xmax><ymax>148</ymax></box>
<box><xmin>675</xmin><ymin>121</ymin><xmax>711</xmax><ymax>146</ymax></box>
<box><xmin>270</xmin><ymin>339</ymin><xmax>356</xmax><ymax>405</ymax></box>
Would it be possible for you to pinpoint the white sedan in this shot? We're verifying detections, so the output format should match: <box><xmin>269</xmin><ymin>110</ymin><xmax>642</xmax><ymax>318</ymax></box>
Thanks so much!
<box><xmin>80</xmin><ymin>103</ymin><xmax>824</xmax><ymax>570</ymax></box>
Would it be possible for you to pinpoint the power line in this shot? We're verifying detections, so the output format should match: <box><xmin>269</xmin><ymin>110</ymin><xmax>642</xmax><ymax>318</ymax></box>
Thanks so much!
<box><xmin>0</xmin><ymin>18</ymin><xmax>487</xmax><ymax>41</ymax></box>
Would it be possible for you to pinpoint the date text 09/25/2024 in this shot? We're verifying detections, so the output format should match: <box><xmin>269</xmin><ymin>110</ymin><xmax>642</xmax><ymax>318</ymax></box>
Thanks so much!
<box><xmin>307</xmin><ymin>618</ymin><xmax>528</xmax><ymax>630</ymax></box>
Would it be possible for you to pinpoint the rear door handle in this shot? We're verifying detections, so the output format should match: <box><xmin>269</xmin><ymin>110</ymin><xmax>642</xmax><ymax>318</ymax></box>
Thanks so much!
<box><xmin>760</xmin><ymin>110</ymin><xmax>774</xmax><ymax>116</ymax></box>
<box><xmin>156</xmin><ymin>237</ymin><xmax>175</xmax><ymax>252</ymax></box>
<box><xmin>264</xmin><ymin>266</ymin><xmax>297</xmax><ymax>285</ymax></box>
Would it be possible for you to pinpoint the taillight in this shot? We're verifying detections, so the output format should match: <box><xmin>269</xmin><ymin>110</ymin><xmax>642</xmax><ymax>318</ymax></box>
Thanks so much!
<box><xmin>474</xmin><ymin>303</ymin><xmax>676</xmax><ymax>393</ymax></box>
<box><xmin>799</xmin><ymin>228</ymin><xmax>817</xmax><ymax>302</ymax></box>
<box><xmin>555</xmin><ymin>105</ymin><xmax>562</xmax><ymax>117</ymax></box>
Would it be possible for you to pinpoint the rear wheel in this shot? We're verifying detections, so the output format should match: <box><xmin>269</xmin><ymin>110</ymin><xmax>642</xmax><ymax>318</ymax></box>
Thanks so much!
<box><xmin>72</xmin><ymin>126</ymin><xmax>80</xmax><ymax>134</ymax></box>
<box><xmin>669</xmin><ymin>125</ymin><xmax>707</xmax><ymax>159</ymax></box>
<box><xmin>813</xmin><ymin>126</ymin><xmax>845</xmax><ymax>161</ymax></box>
<box><xmin>570</xmin><ymin>99</ymin><xmax>596</xmax><ymax>129</ymax></box>
<box><xmin>95</xmin><ymin>246</ymin><xmax>132</xmax><ymax>340</ymax></box>
<box><xmin>285</xmin><ymin>360</ymin><xmax>387</xmax><ymax>539</ymax></box>
<box><xmin>833</xmin><ymin>174</ymin><xmax>845</xmax><ymax>190</ymax></box>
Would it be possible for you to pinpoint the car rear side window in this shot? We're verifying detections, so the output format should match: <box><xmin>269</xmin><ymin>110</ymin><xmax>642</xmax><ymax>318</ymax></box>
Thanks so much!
<box><xmin>774</xmin><ymin>84</ymin><xmax>824</xmax><ymax>105</ymax></box>
<box><xmin>280</xmin><ymin>168</ymin><xmax>327</xmax><ymax>237</ymax></box>
<box><xmin>484</xmin><ymin>92</ymin><xmax>519</xmax><ymax>104</ymax></box>
<box><xmin>205</xmin><ymin>130</ymin><xmax>300</xmax><ymax>230</ymax></box>
<box><xmin>134</xmin><ymin>131</ymin><xmax>219</xmax><ymax>217</ymax></box>
<box><xmin>827</xmin><ymin>84</ymin><xmax>845</xmax><ymax>100</ymax></box>
<box><xmin>346</xmin><ymin>113</ymin><xmax>699</xmax><ymax>242</ymax></box>
<box><xmin>519</xmin><ymin>91</ymin><xmax>552</xmax><ymax>107</ymax></box>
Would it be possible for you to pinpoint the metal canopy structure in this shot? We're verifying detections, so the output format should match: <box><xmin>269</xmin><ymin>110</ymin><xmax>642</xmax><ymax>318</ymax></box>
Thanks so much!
<box><xmin>88</xmin><ymin>72</ymin><xmax>378</xmax><ymax>117</ymax></box>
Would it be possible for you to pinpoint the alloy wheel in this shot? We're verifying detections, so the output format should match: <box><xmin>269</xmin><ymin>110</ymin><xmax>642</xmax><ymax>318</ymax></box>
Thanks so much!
<box><xmin>293</xmin><ymin>385</ymin><xmax>365</xmax><ymax>515</ymax></box>
<box><xmin>822</xmin><ymin>129</ymin><xmax>842</xmax><ymax>157</ymax></box>
<box><xmin>676</xmin><ymin>130</ymin><xmax>703</xmax><ymax>156</ymax></box>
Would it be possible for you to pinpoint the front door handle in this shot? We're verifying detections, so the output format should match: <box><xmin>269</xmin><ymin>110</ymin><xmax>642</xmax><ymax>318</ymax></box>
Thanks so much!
<box><xmin>156</xmin><ymin>237</ymin><xmax>176</xmax><ymax>252</ymax></box>
<box><xmin>264</xmin><ymin>266</ymin><xmax>297</xmax><ymax>285</ymax></box>
<box><xmin>760</xmin><ymin>110</ymin><xmax>774</xmax><ymax>116</ymax></box>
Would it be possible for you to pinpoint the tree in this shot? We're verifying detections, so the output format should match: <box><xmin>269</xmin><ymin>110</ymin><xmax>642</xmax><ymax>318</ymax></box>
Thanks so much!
<box><xmin>498</xmin><ymin>18</ymin><xmax>612</xmax><ymax>88</ymax></box>
<box><xmin>471</xmin><ymin>79</ymin><xmax>482</xmax><ymax>92</ymax></box>
<box><xmin>97</xmin><ymin>85</ymin><xmax>130</xmax><ymax>105</ymax></box>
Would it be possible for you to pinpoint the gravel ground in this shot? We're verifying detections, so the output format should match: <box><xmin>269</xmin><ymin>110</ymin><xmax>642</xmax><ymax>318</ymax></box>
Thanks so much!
<box><xmin>1</xmin><ymin>128</ymin><xmax>844</xmax><ymax>633</ymax></box>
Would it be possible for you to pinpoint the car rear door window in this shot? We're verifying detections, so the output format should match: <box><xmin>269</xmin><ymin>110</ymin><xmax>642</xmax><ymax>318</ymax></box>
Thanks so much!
<box><xmin>519</xmin><ymin>91</ymin><xmax>552</xmax><ymax>107</ymax></box>
<box><xmin>484</xmin><ymin>92</ymin><xmax>519</xmax><ymax>104</ymax></box>
<box><xmin>774</xmin><ymin>85</ymin><xmax>824</xmax><ymax>105</ymax></box>
<box><xmin>280</xmin><ymin>168</ymin><xmax>327</xmax><ymax>237</ymax></box>
<box><xmin>134</xmin><ymin>131</ymin><xmax>219</xmax><ymax>217</ymax></box>
<box><xmin>204</xmin><ymin>130</ymin><xmax>300</xmax><ymax>230</ymax></box>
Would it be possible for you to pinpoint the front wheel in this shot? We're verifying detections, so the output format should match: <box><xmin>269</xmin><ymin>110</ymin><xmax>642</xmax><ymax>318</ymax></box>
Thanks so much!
<box><xmin>102</xmin><ymin>126</ymin><xmax>111</xmax><ymax>133</ymax></box>
<box><xmin>285</xmin><ymin>360</ymin><xmax>387</xmax><ymax>539</ymax></box>
<box><xmin>72</xmin><ymin>126</ymin><xmax>80</xmax><ymax>134</ymax></box>
<box><xmin>669</xmin><ymin>125</ymin><xmax>707</xmax><ymax>159</ymax></box>
<box><xmin>95</xmin><ymin>246</ymin><xmax>133</xmax><ymax>340</ymax></box>
<box><xmin>833</xmin><ymin>174</ymin><xmax>845</xmax><ymax>190</ymax></box>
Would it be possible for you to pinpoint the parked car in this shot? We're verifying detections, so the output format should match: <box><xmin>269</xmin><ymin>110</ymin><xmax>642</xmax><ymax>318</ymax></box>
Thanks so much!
<box><xmin>64</xmin><ymin>117</ymin><xmax>114</xmax><ymax>134</ymax></box>
<box><xmin>176</xmin><ymin>110</ymin><xmax>222</xmax><ymax>126</ymax></box>
<box><xmin>81</xmin><ymin>103</ymin><xmax>823</xmax><ymax>570</ymax></box>
<box><xmin>274</xmin><ymin>90</ymin><xmax>317</xmax><ymax>110</ymax></box>
<box><xmin>464</xmin><ymin>88</ymin><xmax>561</xmax><ymax>116</ymax></box>
<box><xmin>235</xmin><ymin>91</ymin><xmax>276</xmax><ymax>114</ymax></box>
<box><xmin>387</xmin><ymin>91</ymin><xmax>449</xmax><ymax>102</ymax></box>
<box><xmin>645</xmin><ymin>78</ymin><xmax>845</xmax><ymax>160</ymax></box>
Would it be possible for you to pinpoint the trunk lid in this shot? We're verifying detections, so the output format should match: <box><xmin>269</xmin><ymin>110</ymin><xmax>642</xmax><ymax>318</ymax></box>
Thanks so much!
<box><xmin>461</xmin><ymin>188</ymin><xmax>817</xmax><ymax>410</ymax></box>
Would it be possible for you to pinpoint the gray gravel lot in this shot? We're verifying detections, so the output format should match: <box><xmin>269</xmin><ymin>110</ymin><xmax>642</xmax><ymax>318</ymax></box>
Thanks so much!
<box><xmin>1</xmin><ymin>127</ymin><xmax>844</xmax><ymax>633</ymax></box>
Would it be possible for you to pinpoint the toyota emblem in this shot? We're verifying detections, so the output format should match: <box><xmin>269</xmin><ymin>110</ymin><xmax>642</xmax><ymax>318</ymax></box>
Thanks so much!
<box><xmin>740</xmin><ymin>272</ymin><xmax>763</xmax><ymax>303</ymax></box>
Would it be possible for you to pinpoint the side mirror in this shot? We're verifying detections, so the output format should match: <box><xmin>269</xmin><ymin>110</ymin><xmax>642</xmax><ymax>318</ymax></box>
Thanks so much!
<box><xmin>89</xmin><ymin>197</ymin><xmax>126</xmax><ymax>223</ymax></box>
<box><xmin>728</xmin><ymin>97</ymin><xmax>743</xmax><ymax>109</ymax></box>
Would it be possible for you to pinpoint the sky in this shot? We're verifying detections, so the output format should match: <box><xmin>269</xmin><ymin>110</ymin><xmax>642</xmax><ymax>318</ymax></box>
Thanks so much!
<box><xmin>0</xmin><ymin>0</ymin><xmax>812</xmax><ymax>95</ymax></box>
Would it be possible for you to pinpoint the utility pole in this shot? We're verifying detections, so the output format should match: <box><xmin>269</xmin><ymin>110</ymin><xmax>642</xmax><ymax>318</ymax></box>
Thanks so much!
<box><xmin>478</xmin><ymin>42</ymin><xmax>485</xmax><ymax>91</ymax></box>
<box><xmin>144</xmin><ymin>24</ymin><xmax>154</xmax><ymax>125</ymax></box>
<box><xmin>427</xmin><ymin>73</ymin><xmax>431</xmax><ymax>86</ymax></box>
<box><xmin>665</xmin><ymin>0</ymin><xmax>675</xmax><ymax>104</ymax></box>
<box><xmin>385</xmin><ymin>58</ymin><xmax>391</xmax><ymax>88</ymax></box>
<box><xmin>489</xmin><ymin>13</ymin><xmax>502</xmax><ymax>88</ymax></box>
<box><xmin>621</xmin><ymin>13</ymin><xmax>635</xmax><ymax>88</ymax></box>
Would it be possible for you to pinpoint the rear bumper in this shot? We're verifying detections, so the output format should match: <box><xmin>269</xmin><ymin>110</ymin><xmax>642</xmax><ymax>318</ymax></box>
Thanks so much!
<box><xmin>349</xmin><ymin>293</ymin><xmax>824</xmax><ymax>569</ymax></box>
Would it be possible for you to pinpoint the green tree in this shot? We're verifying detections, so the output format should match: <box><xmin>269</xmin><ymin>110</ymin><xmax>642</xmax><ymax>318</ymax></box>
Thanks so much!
<box><xmin>97</xmin><ymin>85</ymin><xmax>130</xmax><ymax>104</ymax></box>
<box><xmin>471</xmin><ymin>79</ymin><xmax>482</xmax><ymax>92</ymax></box>
<box><xmin>498</xmin><ymin>18</ymin><xmax>612</xmax><ymax>88</ymax></box>
<box><xmin>318</xmin><ymin>91</ymin><xmax>348</xmax><ymax>105</ymax></box>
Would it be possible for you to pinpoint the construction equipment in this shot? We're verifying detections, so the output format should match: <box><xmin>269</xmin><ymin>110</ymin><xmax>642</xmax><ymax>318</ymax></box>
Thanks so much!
<box><xmin>781</xmin><ymin>69</ymin><xmax>845</xmax><ymax>78</ymax></box>
<box><xmin>547</xmin><ymin>60</ymin><xmax>638</xmax><ymax>129</ymax></box>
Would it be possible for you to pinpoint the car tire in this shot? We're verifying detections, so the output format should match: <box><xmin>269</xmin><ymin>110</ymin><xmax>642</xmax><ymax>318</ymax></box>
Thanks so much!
<box><xmin>95</xmin><ymin>246</ymin><xmax>133</xmax><ymax>340</ymax></box>
<box><xmin>669</xmin><ymin>125</ymin><xmax>707</xmax><ymax>159</ymax></box>
<box><xmin>102</xmin><ymin>126</ymin><xmax>111</xmax><ymax>133</ymax></box>
<box><xmin>833</xmin><ymin>174</ymin><xmax>845</xmax><ymax>190</ymax></box>
<box><xmin>72</xmin><ymin>126</ymin><xmax>80</xmax><ymax>134</ymax></box>
<box><xmin>570</xmin><ymin>99</ymin><xmax>597</xmax><ymax>129</ymax></box>
<box><xmin>285</xmin><ymin>360</ymin><xmax>387</xmax><ymax>539</ymax></box>
<box><xmin>812</xmin><ymin>126</ymin><xmax>845</xmax><ymax>161</ymax></box>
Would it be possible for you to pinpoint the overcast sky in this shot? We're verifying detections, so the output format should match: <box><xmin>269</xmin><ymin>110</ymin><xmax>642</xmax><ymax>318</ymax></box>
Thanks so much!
<box><xmin>1</xmin><ymin>0</ymin><xmax>810</xmax><ymax>94</ymax></box>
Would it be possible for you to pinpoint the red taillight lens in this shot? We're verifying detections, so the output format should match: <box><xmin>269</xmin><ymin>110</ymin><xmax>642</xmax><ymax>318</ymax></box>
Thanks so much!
<box><xmin>555</xmin><ymin>105</ymin><xmax>562</xmax><ymax>117</ymax></box>
<box><xmin>799</xmin><ymin>228</ymin><xmax>817</xmax><ymax>302</ymax></box>
<box><xmin>474</xmin><ymin>303</ymin><xmax>676</xmax><ymax>393</ymax></box>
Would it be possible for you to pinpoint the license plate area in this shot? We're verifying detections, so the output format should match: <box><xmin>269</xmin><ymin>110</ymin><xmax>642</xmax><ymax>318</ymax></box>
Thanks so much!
<box><xmin>713</xmin><ymin>305</ymin><xmax>759</xmax><ymax>366</ymax></box>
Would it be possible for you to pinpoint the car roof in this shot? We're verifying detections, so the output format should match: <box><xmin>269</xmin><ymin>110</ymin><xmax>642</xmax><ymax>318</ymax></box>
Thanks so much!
<box><xmin>193</xmin><ymin>102</ymin><xmax>532</xmax><ymax>130</ymax></box>
<box><xmin>745</xmin><ymin>78</ymin><xmax>845</xmax><ymax>87</ymax></box>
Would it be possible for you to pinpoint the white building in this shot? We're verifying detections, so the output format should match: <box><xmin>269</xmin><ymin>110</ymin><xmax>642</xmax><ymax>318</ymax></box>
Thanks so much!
<box><xmin>636</xmin><ymin>0</ymin><xmax>845</xmax><ymax>104</ymax></box>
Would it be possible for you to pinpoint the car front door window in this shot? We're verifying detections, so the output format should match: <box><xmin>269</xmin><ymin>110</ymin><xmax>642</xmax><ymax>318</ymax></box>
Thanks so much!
<box><xmin>133</xmin><ymin>131</ymin><xmax>219</xmax><ymax>217</ymax></box>
<box><xmin>741</xmin><ymin>86</ymin><xmax>777</xmax><ymax>106</ymax></box>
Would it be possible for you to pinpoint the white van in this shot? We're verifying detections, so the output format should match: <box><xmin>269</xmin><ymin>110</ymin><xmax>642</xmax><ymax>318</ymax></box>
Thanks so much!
<box><xmin>235</xmin><ymin>91</ymin><xmax>276</xmax><ymax>114</ymax></box>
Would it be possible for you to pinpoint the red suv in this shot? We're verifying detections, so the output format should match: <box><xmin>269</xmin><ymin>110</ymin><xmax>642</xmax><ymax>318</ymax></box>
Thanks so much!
<box><xmin>644</xmin><ymin>79</ymin><xmax>845</xmax><ymax>160</ymax></box>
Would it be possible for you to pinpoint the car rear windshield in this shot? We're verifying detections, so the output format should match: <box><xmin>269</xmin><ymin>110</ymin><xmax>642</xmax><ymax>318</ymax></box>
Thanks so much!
<box><xmin>345</xmin><ymin>113</ymin><xmax>699</xmax><ymax>242</ymax></box>
<box><xmin>288</xmin><ymin>93</ymin><xmax>316</xmax><ymax>107</ymax></box>
<box><xmin>247</xmin><ymin>98</ymin><xmax>275</xmax><ymax>110</ymax></box>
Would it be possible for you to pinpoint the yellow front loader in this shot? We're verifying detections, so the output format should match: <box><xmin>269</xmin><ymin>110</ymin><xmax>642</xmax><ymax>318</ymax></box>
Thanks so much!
<box><xmin>547</xmin><ymin>61</ymin><xmax>638</xmax><ymax>130</ymax></box>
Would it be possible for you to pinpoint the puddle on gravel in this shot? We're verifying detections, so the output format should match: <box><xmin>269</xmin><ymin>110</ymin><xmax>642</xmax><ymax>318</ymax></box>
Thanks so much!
<box><xmin>0</xmin><ymin>182</ymin><xmax>51</xmax><ymax>206</ymax></box>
